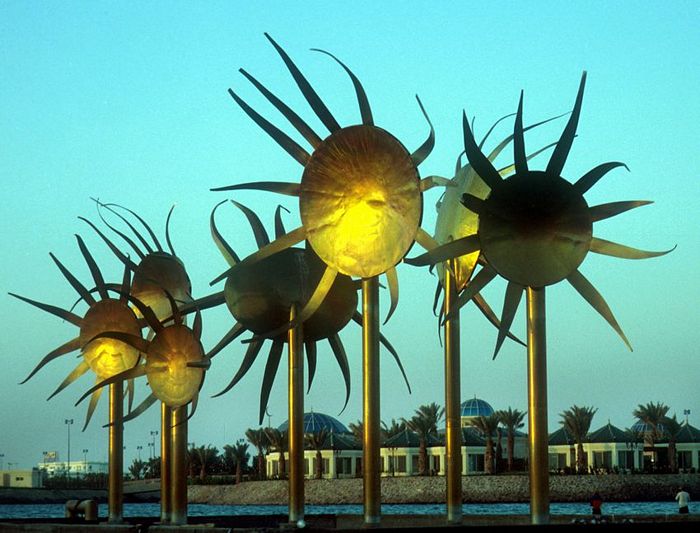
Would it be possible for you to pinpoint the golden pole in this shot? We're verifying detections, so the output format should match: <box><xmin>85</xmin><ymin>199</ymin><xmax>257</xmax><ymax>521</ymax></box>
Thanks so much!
<box><xmin>288</xmin><ymin>304</ymin><xmax>305</xmax><ymax>525</ymax></box>
<box><xmin>108</xmin><ymin>382</ymin><xmax>123</xmax><ymax>523</ymax></box>
<box><xmin>362</xmin><ymin>276</ymin><xmax>381</xmax><ymax>526</ymax></box>
<box><xmin>160</xmin><ymin>403</ymin><xmax>172</xmax><ymax>523</ymax></box>
<box><xmin>170</xmin><ymin>406</ymin><xmax>188</xmax><ymax>525</ymax></box>
<box><xmin>526</xmin><ymin>286</ymin><xmax>549</xmax><ymax>525</ymax></box>
<box><xmin>444</xmin><ymin>261</ymin><xmax>462</xmax><ymax>524</ymax></box>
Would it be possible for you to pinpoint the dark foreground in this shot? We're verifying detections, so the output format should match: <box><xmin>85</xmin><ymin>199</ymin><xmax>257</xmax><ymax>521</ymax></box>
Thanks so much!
<box><xmin>1</xmin><ymin>513</ymin><xmax>700</xmax><ymax>532</ymax></box>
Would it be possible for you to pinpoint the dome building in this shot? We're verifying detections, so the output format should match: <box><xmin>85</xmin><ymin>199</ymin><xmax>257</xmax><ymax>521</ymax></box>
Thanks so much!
<box><xmin>460</xmin><ymin>396</ymin><xmax>495</xmax><ymax>427</ymax></box>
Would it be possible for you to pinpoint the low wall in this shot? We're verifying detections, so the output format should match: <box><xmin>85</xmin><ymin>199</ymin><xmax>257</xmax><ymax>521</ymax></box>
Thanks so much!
<box><xmin>188</xmin><ymin>473</ymin><xmax>700</xmax><ymax>505</ymax></box>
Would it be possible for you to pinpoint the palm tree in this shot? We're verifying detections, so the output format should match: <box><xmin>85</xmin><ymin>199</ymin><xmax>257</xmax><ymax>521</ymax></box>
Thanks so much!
<box><xmin>663</xmin><ymin>414</ymin><xmax>682</xmax><ymax>473</ymax></box>
<box><xmin>224</xmin><ymin>440</ymin><xmax>250</xmax><ymax>484</ymax></box>
<box><xmin>245</xmin><ymin>427</ymin><xmax>268</xmax><ymax>480</ymax></box>
<box><xmin>403</xmin><ymin>402</ymin><xmax>444</xmax><ymax>476</ymax></box>
<box><xmin>559</xmin><ymin>405</ymin><xmax>597</xmax><ymax>473</ymax></box>
<box><xmin>470</xmin><ymin>414</ymin><xmax>500</xmax><ymax>474</ymax></box>
<box><xmin>264</xmin><ymin>428</ymin><xmax>288</xmax><ymax>479</ymax></box>
<box><xmin>496</xmin><ymin>408</ymin><xmax>526</xmax><ymax>472</ymax></box>
<box><xmin>348</xmin><ymin>420</ymin><xmax>364</xmax><ymax>443</ymax></box>
<box><xmin>127</xmin><ymin>458</ymin><xmax>147</xmax><ymax>480</ymax></box>
<box><xmin>304</xmin><ymin>428</ymin><xmax>329</xmax><ymax>479</ymax></box>
<box><xmin>382</xmin><ymin>418</ymin><xmax>406</xmax><ymax>441</ymax></box>
<box><xmin>633</xmin><ymin>401</ymin><xmax>669</xmax><ymax>468</ymax></box>
<box><xmin>194</xmin><ymin>445</ymin><xmax>220</xmax><ymax>481</ymax></box>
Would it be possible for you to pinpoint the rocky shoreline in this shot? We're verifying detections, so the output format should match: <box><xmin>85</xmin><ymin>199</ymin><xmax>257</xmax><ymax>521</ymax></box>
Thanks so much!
<box><xmin>189</xmin><ymin>473</ymin><xmax>700</xmax><ymax>505</ymax></box>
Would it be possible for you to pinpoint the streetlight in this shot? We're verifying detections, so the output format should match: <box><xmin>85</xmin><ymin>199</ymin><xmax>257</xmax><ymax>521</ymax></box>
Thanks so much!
<box><xmin>137</xmin><ymin>445</ymin><xmax>143</xmax><ymax>461</ymax></box>
<box><xmin>0</xmin><ymin>453</ymin><xmax>4</xmax><ymax>470</ymax></box>
<box><xmin>65</xmin><ymin>419</ymin><xmax>74</xmax><ymax>481</ymax></box>
<box><xmin>148</xmin><ymin>442</ymin><xmax>154</xmax><ymax>460</ymax></box>
<box><xmin>684</xmin><ymin>409</ymin><xmax>691</xmax><ymax>424</ymax></box>
<box><xmin>150</xmin><ymin>430</ymin><xmax>159</xmax><ymax>459</ymax></box>
<box><xmin>82</xmin><ymin>449</ymin><xmax>88</xmax><ymax>473</ymax></box>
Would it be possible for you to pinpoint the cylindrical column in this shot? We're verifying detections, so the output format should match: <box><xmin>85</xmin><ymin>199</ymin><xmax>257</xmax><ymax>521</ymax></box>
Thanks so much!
<box><xmin>288</xmin><ymin>305</ymin><xmax>305</xmax><ymax>525</ymax></box>
<box><xmin>160</xmin><ymin>403</ymin><xmax>172</xmax><ymax>523</ymax></box>
<box><xmin>444</xmin><ymin>262</ymin><xmax>462</xmax><ymax>524</ymax></box>
<box><xmin>526</xmin><ymin>287</ymin><xmax>549</xmax><ymax>525</ymax></box>
<box><xmin>108</xmin><ymin>383</ymin><xmax>124</xmax><ymax>523</ymax></box>
<box><xmin>362</xmin><ymin>277</ymin><xmax>381</xmax><ymax>526</ymax></box>
<box><xmin>170</xmin><ymin>406</ymin><xmax>188</xmax><ymax>525</ymax></box>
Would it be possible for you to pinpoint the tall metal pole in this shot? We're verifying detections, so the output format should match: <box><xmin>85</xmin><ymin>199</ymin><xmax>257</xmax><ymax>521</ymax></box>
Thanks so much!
<box><xmin>160</xmin><ymin>405</ymin><xmax>172</xmax><ymax>523</ymax></box>
<box><xmin>288</xmin><ymin>304</ymin><xmax>305</xmax><ymax>525</ymax></box>
<box><xmin>362</xmin><ymin>277</ymin><xmax>381</xmax><ymax>526</ymax></box>
<box><xmin>444</xmin><ymin>262</ymin><xmax>462</xmax><ymax>524</ymax></box>
<box><xmin>108</xmin><ymin>384</ymin><xmax>124</xmax><ymax>522</ymax></box>
<box><xmin>170</xmin><ymin>406</ymin><xmax>188</xmax><ymax>525</ymax></box>
<box><xmin>64</xmin><ymin>419</ymin><xmax>73</xmax><ymax>486</ymax></box>
<box><xmin>526</xmin><ymin>287</ymin><xmax>549</xmax><ymax>525</ymax></box>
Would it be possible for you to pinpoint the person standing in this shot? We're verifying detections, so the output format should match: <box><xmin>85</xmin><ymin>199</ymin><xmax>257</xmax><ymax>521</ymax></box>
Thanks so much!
<box><xmin>590</xmin><ymin>491</ymin><xmax>603</xmax><ymax>516</ymax></box>
<box><xmin>675</xmin><ymin>487</ymin><xmax>690</xmax><ymax>514</ymax></box>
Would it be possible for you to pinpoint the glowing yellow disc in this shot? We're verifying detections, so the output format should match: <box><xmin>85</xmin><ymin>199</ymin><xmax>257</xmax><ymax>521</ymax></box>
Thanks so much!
<box><xmin>80</xmin><ymin>299</ymin><xmax>141</xmax><ymax>380</ymax></box>
<box><xmin>479</xmin><ymin>172</ymin><xmax>592</xmax><ymax>287</ymax></box>
<box><xmin>146</xmin><ymin>325</ymin><xmax>204</xmax><ymax>408</ymax></box>
<box><xmin>300</xmin><ymin>125</ymin><xmax>422</xmax><ymax>278</ymax></box>
<box><xmin>131</xmin><ymin>253</ymin><xmax>192</xmax><ymax>321</ymax></box>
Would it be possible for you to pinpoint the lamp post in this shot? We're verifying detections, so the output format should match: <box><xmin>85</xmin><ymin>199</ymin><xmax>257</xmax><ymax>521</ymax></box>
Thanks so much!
<box><xmin>83</xmin><ymin>449</ymin><xmax>88</xmax><ymax>474</ymax></box>
<box><xmin>148</xmin><ymin>442</ymin><xmax>154</xmax><ymax>460</ymax></box>
<box><xmin>0</xmin><ymin>453</ymin><xmax>4</xmax><ymax>470</ymax></box>
<box><xmin>150</xmin><ymin>430</ymin><xmax>159</xmax><ymax>458</ymax></box>
<box><xmin>65</xmin><ymin>419</ymin><xmax>74</xmax><ymax>483</ymax></box>
<box><xmin>136</xmin><ymin>446</ymin><xmax>142</xmax><ymax>462</ymax></box>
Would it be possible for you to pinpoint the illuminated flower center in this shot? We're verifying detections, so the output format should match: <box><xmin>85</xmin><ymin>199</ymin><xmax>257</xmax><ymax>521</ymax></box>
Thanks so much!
<box><xmin>80</xmin><ymin>299</ymin><xmax>141</xmax><ymax>380</ymax></box>
<box><xmin>300</xmin><ymin>125</ymin><xmax>422</xmax><ymax>278</ymax></box>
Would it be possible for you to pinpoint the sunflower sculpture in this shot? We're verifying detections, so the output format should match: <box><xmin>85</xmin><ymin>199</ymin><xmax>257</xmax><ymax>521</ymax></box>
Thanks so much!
<box><xmin>211</xmin><ymin>34</ymin><xmax>447</xmax><ymax>327</ymax></box>
<box><xmin>189</xmin><ymin>200</ymin><xmax>410</xmax><ymax>423</ymax></box>
<box><xmin>409</xmin><ymin>72</ymin><xmax>673</xmax><ymax>353</ymax></box>
<box><xmin>81</xmin><ymin>200</ymin><xmax>193</xmax><ymax>323</ymax></box>
<box><xmin>10</xmin><ymin>236</ymin><xmax>142</xmax><ymax>430</ymax></box>
<box><xmin>76</xmin><ymin>292</ymin><xmax>209</xmax><ymax>415</ymax></box>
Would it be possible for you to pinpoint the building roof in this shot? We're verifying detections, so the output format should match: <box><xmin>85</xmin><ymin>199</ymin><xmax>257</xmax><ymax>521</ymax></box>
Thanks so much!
<box><xmin>676</xmin><ymin>422</ymin><xmax>700</xmax><ymax>443</ymax></box>
<box><xmin>460</xmin><ymin>397</ymin><xmax>494</xmax><ymax>418</ymax></box>
<box><xmin>278</xmin><ymin>412</ymin><xmax>349</xmax><ymax>435</ymax></box>
<box><xmin>319</xmin><ymin>431</ymin><xmax>360</xmax><ymax>451</ymax></box>
<box><xmin>588</xmin><ymin>422</ymin><xmax>634</xmax><ymax>443</ymax></box>
<box><xmin>383</xmin><ymin>429</ymin><xmax>442</xmax><ymax>448</ymax></box>
<box><xmin>549</xmin><ymin>426</ymin><xmax>576</xmax><ymax>446</ymax></box>
<box><xmin>462</xmin><ymin>427</ymin><xmax>486</xmax><ymax>446</ymax></box>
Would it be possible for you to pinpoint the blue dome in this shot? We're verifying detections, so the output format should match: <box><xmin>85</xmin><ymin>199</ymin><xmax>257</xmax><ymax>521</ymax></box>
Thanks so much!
<box><xmin>460</xmin><ymin>397</ymin><xmax>494</xmax><ymax>418</ymax></box>
<box><xmin>278</xmin><ymin>412</ymin><xmax>349</xmax><ymax>434</ymax></box>
<box><xmin>631</xmin><ymin>421</ymin><xmax>666</xmax><ymax>434</ymax></box>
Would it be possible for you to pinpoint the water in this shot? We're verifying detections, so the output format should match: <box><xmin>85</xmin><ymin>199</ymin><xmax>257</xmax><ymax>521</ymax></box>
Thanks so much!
<box><xmin>0</xmin><ymin>501</ymin><xmax>697</xmax><ymax>519</ymax></box>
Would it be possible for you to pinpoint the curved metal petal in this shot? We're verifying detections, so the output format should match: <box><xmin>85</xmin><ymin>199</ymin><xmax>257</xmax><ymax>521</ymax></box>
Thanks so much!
<box><xmin>259</xmin><ymin>340</ymin><xmax>284</xmax><ymax>424</ymax></box>
<box><xmin>274</xmin><ymin>205</ymin><xmax>290</xmax><ymax>239</ymax></box>
<box><xmin>97</xmin><ymin>201</ymin><xmax>154</xmax><ymax>255</ymax></box>
<box><xmin>589</xmin><ymin>200</ymin><xmax>652</xmax><ymax>222</ymax></box>
<box><xmin>444</xmin><ymin>265</ymin><xmax>498</xmax><ymax>323</ymax></box>
<box><xmin>383</xmin><ymin>267</ymin><xmax>399</xmax><ymax>325</ymax></box>
<box><xmin>78</xmin><ymin>216</ymin><xmax>139</xmax><ymax>270</ymax></box>
<box><xmin>472</xmin><ymin>293</ymin><xmax>526</xmax><ymax>348</ymax></box>
<box><xmin>49</xmin><ymin>252</ymin><xmax>95</xmax><ymax>307</ymax></box>
<box><xmin>493</xmin><ymin>282</ymin><xmax>525</xmax><ymax>359</ymax></box>
<box><xmin>239</xmin><ymin>68</ymin><xmax>322</xmax><ymax>148</ymax></box>
<box><xmin>212</xmin><ymin>338</ymin><xmax>264</xmax><ymax>398</ymax></box>
<box><xmin>574</xmin><ymin>162</ymin><xmax>629</xmax><ymax>194</ymax></box>
<box><xmin>328</xmin><ymin>334</ymin><xmax>351</xmax><ymax>413</ymax></box>
<box><xmin>312</xmin><ymin>48</ymin><xmax>373</xmax><ymax>126</ymax></box>
<box><xmin>590</xmin><ymin>237</ymin><xmax>675</xmax><ymax>259</ymax></box>
<box><xmin>566</xmin><ymin>269</ymin><xmax>632</xmax><ymax>351</ymax></box>
<box><xmin>21</xmin><ymin>336</ymin><xmax>81</xmax><ymax>384</ymax></box>
<box><xmin>228</xmin><ymin>88</ymin><xmax>310</xmax><ymax>166</ymax></box>
<box><xmin>405</xmin><ymin>235</ymin><xmax>480</xmax><ymax>267</ymax></box>
<box><xmin>305</xmin><ymin>340</ymin><xmax>317</xmax><ymax>393</ymax></box>
<box><xmin>410</xmin><ymin>95</ymin><xmax>434</xmax><ymax>166</ymax></box>
<box><xmin>231</xmin><ymin>200</ymin><xmax>270</xmax><ymax>248</ymax></box>
<box><xmin>9</xmin><ymin>292</ymin><xmax>83</xmax><ymax>327</ymax></box>
<box><xmin>462</xmin><ymin>111</ymin><xmax>502</xmax><ymax>190</ymax></box>
<box><xmin>210</xmin><ymin>201</ymin><xmax>240</xmax><ymax>267</ymax></box>
<box><xmin>75</xmin><ymin>235</ymin><xmax>108</xmax><ymax>300</ymax></box>
<box><xmin>48</xmin><ymin>361</ymin><xmax>90</xmax><ymax>400</ymax></box>
<box><xmin>547</xmin><ymin>72</ymin><xmax>586</xmax><ymax>177</ymax></box>
<box><xmin>165</xmin><ymin>204</ymin><xmax>177</xmax><ymax>256</ymax></box>
<box><xmin>210</xmin><ymin>181</ymin><xmax>301</xmax><ymax>196</ymax></box>
<box><xmin>75</xmin><ymin>365</ymin><xmax>147</xmax><ymax>406</ymax></box>
<box><xmin>82</xmin><ymin>387</ymin><xmax>104</xmax><ymax>431</ymax></box>
<box><xmin>207</xmin><ymin>322</ymin><xmax>245</xmax><ymax>360</ymax></box>
<box><xmin>513</xmin><ymin>91</ymin><xmax>528</xmax><ymax>175</ymax></box>
<box><xmin>102</xmin><ymin>202</ymin><xmax>162</xmax><ymax>252</ymax></box>
<box><xmin>122</xmin><ymin>393</ymin><xmax>158</xmax><ymax>424</ymax></box>
<box><xmin>264</xmin><ymin>33</ymin><xmax>340</xmax><ymax>133</ymax></box>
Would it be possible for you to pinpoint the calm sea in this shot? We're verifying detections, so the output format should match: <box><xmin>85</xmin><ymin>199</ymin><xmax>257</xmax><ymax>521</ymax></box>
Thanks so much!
<box><xmin>0</xmin><ymin>501</ymin><xmax>697</xmax><ymax>519</ymax></box>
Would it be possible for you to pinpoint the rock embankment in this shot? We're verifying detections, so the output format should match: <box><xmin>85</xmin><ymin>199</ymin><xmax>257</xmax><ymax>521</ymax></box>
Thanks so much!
<box><xmin>188</xmin><ymin>474</ymin><xmax>700</xmax><ymax>505</ymax></box>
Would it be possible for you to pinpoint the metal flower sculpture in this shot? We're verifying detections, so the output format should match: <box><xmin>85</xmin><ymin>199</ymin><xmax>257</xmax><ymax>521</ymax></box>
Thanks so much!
<box><xmin>192</xmin><ymin>200</ymin><xmax>409</xmax><ymax>423</ymax></box>
<box><xmin>81</xmin><ymin>200</ymin><xmax>193</xmax><ymax>323</ymax></box>
<box><xmin>408</xmin><ymin>72</ymin><xmax>673</xmax><ymax>523</ymax></box>
<box><xmin>76</xmin><ymin>293</ymin><xmax>209</xmax><ymax>413</ymax></box>
<box><xmin>211</xmin><ymin>34</ymin><xmax>442</xmax><ymax>326</ymax></box>
<box><xmin>10</xmin><ymin>236</ymin><xmax>141</xmax><ymax>430</ymax></box>
<box><xmin>410</xmin><ymin>72</ymin><xmax>672</xmax><ymax>352</ymax></box>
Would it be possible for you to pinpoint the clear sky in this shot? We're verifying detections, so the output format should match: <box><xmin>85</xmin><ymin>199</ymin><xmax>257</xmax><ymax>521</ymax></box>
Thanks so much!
<box><xmin>1</xmin><ymin>1</ymin><xmax>698</xmax><ymax>470</ymax></box>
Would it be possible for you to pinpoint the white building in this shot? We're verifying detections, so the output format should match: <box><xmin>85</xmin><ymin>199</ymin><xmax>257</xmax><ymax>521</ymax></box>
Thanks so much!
<box><xmin>0</xmin><ymin>468</ymin><xmax>45</xmax><ymax>488</ymax></box>
<box><xmin>38</xmin><ymin>458</ymin><xmax>108</xmax><ymax>476</ymax></box>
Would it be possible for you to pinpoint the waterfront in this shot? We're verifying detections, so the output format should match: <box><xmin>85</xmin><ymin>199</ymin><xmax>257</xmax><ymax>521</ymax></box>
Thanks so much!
<box><xmin>1</xmin><ymin>501</ymin><xmax>697</xmax><ymax>520</ymax></box>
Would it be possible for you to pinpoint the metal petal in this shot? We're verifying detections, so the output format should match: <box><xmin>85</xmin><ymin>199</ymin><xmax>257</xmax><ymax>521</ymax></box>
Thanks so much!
<box><xmin>210</xmin><ymin>201</ymin><xmax>240</xmax><ymax>266</ymax></box>
<box><xmin>574</xmin><ymin>162</ymin><xmax>630</xmax><ymax>194</ymax></box>
<box><xmin>566</xmin><ymin>269</ymin><xmax>632</xmax><ymax>351</ymax></box>
<box><xmin>123</xmin><ymin>393</ymin><xmax>158</xmax><ymax>424</ymax></box>
<box><xmin>75</xmin><ymin>235</ymin><xmax>108</xmax><ymax>300</ymax></box>
<box><xmin>207</xmin><ymin>322</ymin><xmax>245</xmax><ymax>360</ymax></box>
<box><xmin>405</xmin><ymin>235</ymin><xmax>480</xmax><ymax>267</ymax></box>
<box><xmin>410</xmin><ymin>95</ymin><xmax>434</xmax><ymax>166</ymax></box>
<box><xmin>589</xmin><ymin>200</ymin><xmax>652</xmax><ymax>222</ymax></box>
<box><xmin>49</xmin><ymin>252</ymin><xmax>95</xmax><ymax>307</ymax></box>
<box><xmin>21</xmin><ymin>336</ymin><xmax>81</xmax><ymax>384</ymax></box>
<box><xmin>274</xmin><ymin>205</ymin><xmax>290</xmax><ymax>239</ymax></box>
<box><xmin>9</xmin><ymin>293</ymin><xmax>83</xmax><ymax>327</ymax></box>
<box><xmin>547</xmin><ymin>72</ymin><xmax>586</xmax><ymax>177</ymax></box>
<box><xmin>82</xmin><ymin>387</ymin><xmax>104</xmax><ymax>431</ymax></box>
<box><xmin>384</xmin><ymin>267</ymin><xmax>399</xmax><ymax>325</ymax></box>
<box><xmin>513</xmin><ymin>91</ymin><xmax>528</xmax><ymax>174</ymax></box>
<box><xmin>210</xmin><ymin>181</ymin><xmax>301</xmax><ymax>196</ymax></box>
<box><xmin>231</xmin><ymin>200</ymin><xmax>270</xmax><ymax>248</ymax></box>
<box><xmin>328</xmin><ymin>334</ymin><xmax>351</xmax><ymax>414</ymax></box>
<box><xmin>259</xmin><ymin>340</ymin><xmax>284</xmax><ymax>424</ymax></box>
<box><xmin>590</xmin><ymin>237</ymin><xmax>675</xmax><ymax>259</ymax></box>
<box><xmin>305</xmin><ymin>340</ymin><xmax>317</xmax><ymax>393</ymax></box>
<box><xmin>462</xmin><ymin>111</ymin><xmax>502</xmax><ymax>190</ymax></box>
<box><xmin>212</xmin><ymin>338</ymin><xmax>264</xmax><ymax>398</ymax></box>
<box><xmin>79</xmin><ymin>216</ymin><xmax>139</xmax><ymax>270</ymax></box>
<box><xmin>48</xmin><ymin>361</ymin><xmax>90</xmax><ymax>400</ymax></box>
<box><xmin>493</xmin><ymin>282</ymin><xmax>525</xmax><ymax>359</ymax></box>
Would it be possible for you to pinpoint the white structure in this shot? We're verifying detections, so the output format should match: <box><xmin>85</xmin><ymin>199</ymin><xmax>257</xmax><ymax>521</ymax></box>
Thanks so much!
<box><xmin>0</xmin><ymin>468</ymin><xmax>45</xmax><ymax>488</ymax></box>
<box><xmin>38</xmin><ymin>459</ymin><xmax>108</xmax><ymax>476</ymax></box>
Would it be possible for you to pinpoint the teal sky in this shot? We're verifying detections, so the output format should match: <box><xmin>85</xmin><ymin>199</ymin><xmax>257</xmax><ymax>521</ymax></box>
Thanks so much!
<box><xmin>1</xmin><ymin>1</ymin><xmax>698</xmax><ymax>469</ymax></box>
